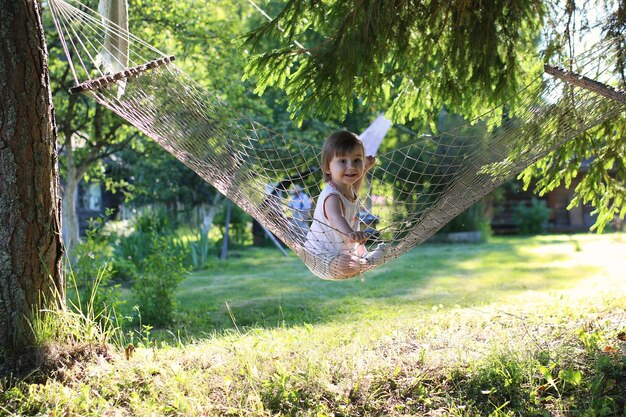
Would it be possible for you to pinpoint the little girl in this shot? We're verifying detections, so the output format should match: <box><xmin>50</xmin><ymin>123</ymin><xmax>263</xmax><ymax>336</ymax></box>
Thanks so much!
<box><xmin>305</xmin><ymin>130</ymin><xmax>387</xmax><ymax>280</ymax></box>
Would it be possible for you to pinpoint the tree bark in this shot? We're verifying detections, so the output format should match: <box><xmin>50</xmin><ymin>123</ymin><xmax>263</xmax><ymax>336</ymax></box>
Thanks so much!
<box><xmin>0</xmin><ymin>0</ymin><xmax>64</xmax><ymax>368</ymax></box>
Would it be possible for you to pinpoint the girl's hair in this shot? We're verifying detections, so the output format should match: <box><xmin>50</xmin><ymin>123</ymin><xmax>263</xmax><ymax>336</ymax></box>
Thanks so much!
<box><xmin>321</xmin><ymin>130</ymin><xmax>364</xmax><ymax>182</ymax></box>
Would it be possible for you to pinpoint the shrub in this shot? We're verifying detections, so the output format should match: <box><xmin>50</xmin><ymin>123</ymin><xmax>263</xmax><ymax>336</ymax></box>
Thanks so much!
<box><xmin>134</xmin><ymin>208</ymin><xmax>173</xmax><ymax>234</ymax></box>
<box><xmin>110</xmin><ymin>256</ymin><xmax>139</xmax><ymax>283</ymax></box>
<box><xmin>439</xmin><ymin>200</ymin><xmax>491</xmax><ymax>239</ymax></box>
<box><xmin>511</xmin><ymin>198</ymin><xmax>552</xmax><ymax>235</ymax></box>
<box><xmin>214</xmin><ymin>202</ymin><xmax>252</xmax><ymax>245</ymax></box>
<box><xmin>132</xmin><ymin>233</ymin><xmax>188</xmax><ymax>326</ymax></box>
<box><xmin>113</xmin><ymin>231</ymin><xmax>151</xmax><ymax>269</ymax></box>
<box><xmin>112</xmin><ymin>210</ymin><xmax>185</xmax><ymax>280</ymax></box>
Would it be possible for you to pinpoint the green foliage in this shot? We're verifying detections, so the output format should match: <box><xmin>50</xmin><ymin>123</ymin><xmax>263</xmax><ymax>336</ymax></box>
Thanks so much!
<box><xmin>189</xmin><ymin>230</ymin><xmax>212</xmax><ymax>270</ymax></box>
<box><xmin>244</xmin><ymin>0</ymin><xmax>544</xmax><ymax>125</ymax></box>
<box><xmin>110</xmin><ymin>255</ymin><xmax>139</xmax><ymax>284</ymax></box>
<box><xmin>111</xmin><ymin>229</ymin><xmax>155</xmax><ymax>284</ymax></box>
<box><xmin>116</xmin><ymin>141</ymin><xmax>217</xmax><ymax>211</ymax></box>
<box><xmin>439</xmin><ymin>200</ymin><xmax>492</xmax><ymax>237</ymax></box>
<box><xmin>68</xmin><ymin>212</ymin><xmax>122</xmax><ymax>317</ymax></box>
<box><xmin>132</xmin><ymin>233</ymin><xmax>189</xmax><ymax>326</ymax></box>
<box><xmin>511</xmin><ymin>198</ymin><xmax>552</xmax><ymax>235</ymax></box>
<box><xmin>111</xmin><ymin>210</ymin><xmax>176</xmax><ymax>280</ymax></box>
<box><xmin>213</xmin><ymin>201</ymin><xmax>253</xmax><ymax>245</ymax></box>
<box><xmin>127</xmin><ymin>0</ymin><xmax>332</xmax><ymax>141</ymax></box>
<box><xmin>521</xmin><ymin>120</ymin><xmax>626</xmax><ymax>233</ymax></box>
<box><xmin>111</xmin><ymin>214</ymin><xmax>217</xmax><ymax>298</ymax></box>
<box><xmin>107</xmin><ymin>212</ymin><xmax>208</xmax><ymax>325</ymax></box>
<box><xmin>133</xmin><ymin>208</ymin><xmax>173</xmax><ymax>234</ymax></box>
<box><xmin>459</xmin><ymin>354</ymin><xmax>536</xmax><ymax>414</ymax></box>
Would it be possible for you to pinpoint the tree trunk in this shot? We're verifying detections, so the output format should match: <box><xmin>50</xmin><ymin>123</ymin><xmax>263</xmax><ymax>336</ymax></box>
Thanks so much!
<box><xmin>201</xmin><ymin>193</ymin><xmax>223</xmax><ymax>237</ymax></box>
<box><xmin>58</xmin><ymin>92</ymin><xmax>82</xmax><ymax>251</ymax></box>
<box><xmin>0</xmin><ymin>0</ymin><xmax>64</xmax><ymax>368</ymax></box>
<box><xmin>220</xmin><ymin>200</ymin><xmax>232</xmax><ymax>260</ymax></box>
<box><xmin>61</xmin><ymin>167</ymin><xmax>82</xmax><ymax>251</ymax></box>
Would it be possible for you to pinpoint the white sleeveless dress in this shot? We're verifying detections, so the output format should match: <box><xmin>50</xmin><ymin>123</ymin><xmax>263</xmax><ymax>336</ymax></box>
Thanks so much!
<box><xmin>304</xmin><ymin>182</ymin><xmax>361</xmax><ymax>278</ymax></box>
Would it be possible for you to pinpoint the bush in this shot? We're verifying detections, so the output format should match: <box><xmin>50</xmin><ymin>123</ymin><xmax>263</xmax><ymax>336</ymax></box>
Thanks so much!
<box><xmin>113</xmin><ymin>231</ymin><xmax>151</xmax><ymax>268</ymax></box>
<box><xmin>112</xmin><ymin>210</ymin><xmax>185</xmax><ymax>280</ymax></box>
<box><xmin>511</xmin><ymin>198</ymin><xmax>552</xmax><ymax>235</ymax></box>
<box><xmin>439</xmin><ymin>200</ymin><xmax>491</xmax><ymax>239</ymax></box>
<box><xmin>110</xmin><ymin>256</ymin><xmax>139</xmax><ymax>283</ymax></box>
<box><xmin>214</xmin><ymin>202</ymin><xmax>252</xmax><ymax>245</ymax></box>
<box><xmin>110</xmin><ymin>210</ymin><xmax>214</xmax><ymax>324</ymax></box>
<box><xmin>132</xmin><ymin>233</ymin><xmax>188</xmax><ymax>326</ymax></box>
<box><xmin>134</xmin><ymin>208</ymin><xmax>173</xmax><ymax>234</ymax></box>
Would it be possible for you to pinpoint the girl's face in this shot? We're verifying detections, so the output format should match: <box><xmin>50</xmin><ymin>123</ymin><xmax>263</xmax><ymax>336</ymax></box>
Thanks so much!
<box><xmin>326</xmin><ymin>146</ymin><xmax>365</xmax><ymax>189</ymax></box>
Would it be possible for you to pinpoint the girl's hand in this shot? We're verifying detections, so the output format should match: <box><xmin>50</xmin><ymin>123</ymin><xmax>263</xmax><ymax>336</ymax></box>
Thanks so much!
<box><xmin>347</xmin><ymin>231</ymin><xmax>369</xmax><ymax>244</ymax></box>
<box><xmin>364</xmin><ymin>155</ymin><xmax>376</xmax><ymax>172</ymax></box>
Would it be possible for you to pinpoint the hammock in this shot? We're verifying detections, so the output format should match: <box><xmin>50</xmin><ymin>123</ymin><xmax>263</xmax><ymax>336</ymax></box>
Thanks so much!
<box><xmin>48</xmin><ymin>0</ymin><xmax>626</xmax><ymax>280</ymax></box>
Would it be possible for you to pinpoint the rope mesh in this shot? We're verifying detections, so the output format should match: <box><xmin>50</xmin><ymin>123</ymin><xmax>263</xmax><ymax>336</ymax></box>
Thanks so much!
<box><xmin>48</xmin><ymin>0</ymin><xmax>626</xmax><ymax>280</ymax></box>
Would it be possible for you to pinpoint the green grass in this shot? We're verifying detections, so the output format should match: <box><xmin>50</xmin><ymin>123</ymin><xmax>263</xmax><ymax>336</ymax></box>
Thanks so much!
<box><xmin>2</xmin><ymin>233</ymin><xmax>625</xmax><ymax>416</ymax></box>
<box><xmin>171</xmin><ymin>234</ymin><xmax>610</xmax><ymax>335</ymax></box>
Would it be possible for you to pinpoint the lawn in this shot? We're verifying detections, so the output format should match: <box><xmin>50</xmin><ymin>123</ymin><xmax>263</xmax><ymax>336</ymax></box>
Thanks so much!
<box><xmin>173</xmin><ymin>233</ymin><xmax>620</xmax><ymax>335</ymax></box>
<box><xmin>1</xmin><ymin>233</ymin><xmax>625</xmax><ymax>416</ymax></box>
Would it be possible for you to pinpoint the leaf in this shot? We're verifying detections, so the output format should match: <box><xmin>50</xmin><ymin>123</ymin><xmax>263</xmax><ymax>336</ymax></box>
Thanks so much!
<box><xmin>602</xmin><ymin>345</ymin><xmax>618</xmax><ymax>353</ymax></box>
<box><xmin>605</xmin><ymin>379</ymin><xmax>616</xmax><ymax>392</ymax></box>
<box><xmin>539</xmin><ymin>365</ymin><xmax>558</xmax><ymax>392</ymax></box>
<box><xmin>558</xmin><ymin>368</ymin><xmax>582</xmax><ymax>386</ymax></box>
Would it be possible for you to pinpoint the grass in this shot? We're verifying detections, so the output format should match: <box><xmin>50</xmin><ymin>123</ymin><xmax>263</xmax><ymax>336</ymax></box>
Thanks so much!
<box><xmin>1</xmin><ymin>233</ymin><xmax>625</xmax><ymax>416</ymax></box>
<box><xmin>172</xmin><ymin>234</ymin><xmax>612</xmax><ymax>335</ymax></box>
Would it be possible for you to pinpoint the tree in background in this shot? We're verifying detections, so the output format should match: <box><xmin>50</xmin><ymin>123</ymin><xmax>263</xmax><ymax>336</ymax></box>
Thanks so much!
<box><xmin>44</xmin><ymin>0</ymin><xmax>348</xmax><ymax>244</ymax></box>
<box><xmin>44</xmin><ymin>2</ymin><xmax>142</xmax><ymax>250</ymax></box>
<box><xmin>113</xmin><ymin>140</ymin><xmax>217</xmax><ymax>225</ymax></box>
<box><xmin>0</xmin><ymin>0</ymin><xmax>64</xmax><ymax>369</ymax></box>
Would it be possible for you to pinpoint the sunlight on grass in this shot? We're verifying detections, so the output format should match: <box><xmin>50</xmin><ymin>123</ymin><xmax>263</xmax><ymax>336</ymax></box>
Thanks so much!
<box><xmin>4</xmin><ymin>234</ymin><xmax>624</xmax><ymax>416</ymax></box>
<box><xmin>156</xmin><ymin>233</ymin><xmax>626</xmax><ymax>336</ymax></box>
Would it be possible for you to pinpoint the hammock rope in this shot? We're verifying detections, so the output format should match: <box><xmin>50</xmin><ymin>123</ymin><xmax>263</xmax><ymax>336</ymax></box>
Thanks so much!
<box><xmin>48</xmin><ymin>0</ymin><xmax>626</xmax><ymax>280</ymax></box>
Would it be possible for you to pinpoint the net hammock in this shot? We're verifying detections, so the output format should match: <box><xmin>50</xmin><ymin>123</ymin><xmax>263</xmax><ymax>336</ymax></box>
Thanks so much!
<box><xmin>48</xmin><ymin>0</ymin><xmax>626</xmax><ymax>280</ymax></box>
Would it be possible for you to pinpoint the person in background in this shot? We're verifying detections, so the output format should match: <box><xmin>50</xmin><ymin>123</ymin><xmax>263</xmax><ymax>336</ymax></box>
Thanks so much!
<box><xmin>288</xmin><ymin>184</ymin><xmax>312</xmax><ymax>233</ymax></box>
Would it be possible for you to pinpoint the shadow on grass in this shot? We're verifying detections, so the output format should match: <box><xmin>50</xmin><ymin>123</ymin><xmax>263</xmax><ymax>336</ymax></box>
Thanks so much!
<box><xmin>163</xmin><ymin>234</ymin><xmax>610</xmax><ymax>337</ymax></box>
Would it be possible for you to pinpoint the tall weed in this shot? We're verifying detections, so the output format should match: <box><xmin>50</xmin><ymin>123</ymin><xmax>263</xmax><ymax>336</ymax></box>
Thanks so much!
<box><xmin>189</xmin><ymin>230</ymin><xmax>212</xmax><ymax>269</ymax></box>
<box><xmin>68</xmin><ymin>212</ymin><xmax>122</xmax><ymax>318</ymax></box>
